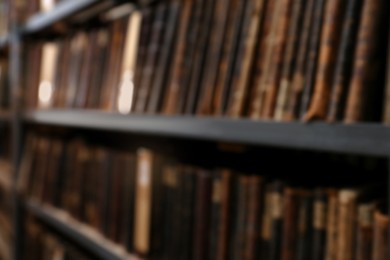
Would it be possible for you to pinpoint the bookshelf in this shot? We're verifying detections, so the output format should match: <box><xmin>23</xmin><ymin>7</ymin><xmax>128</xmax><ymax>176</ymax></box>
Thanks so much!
<box><xmin>2</xmin><ymin>0</ymin><xmax>389</xmax><ymax>259</ymax></box>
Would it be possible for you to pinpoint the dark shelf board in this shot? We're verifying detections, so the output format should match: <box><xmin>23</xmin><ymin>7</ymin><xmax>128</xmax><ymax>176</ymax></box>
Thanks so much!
<box><xmin>22</xmin><ymin>0</ymin><xmax>112</xmax><ymax>34</ymax></box>
<box><xmin>25</xmin><ymin>200</ymin><xmax>138</xmax><ymax>260</ymax></box>
<box><xmin>23</xmin><ymin>109</ymin><xmax>390</xmax><ymax>157</ymax></box>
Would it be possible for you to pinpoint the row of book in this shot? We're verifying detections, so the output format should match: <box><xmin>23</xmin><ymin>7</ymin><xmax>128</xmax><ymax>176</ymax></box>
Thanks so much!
<box><xmin>25</xmin><ymin>215</ymin><xmax>93</xmax><ymax>260</ymax></box>
<box><xmin>19</xmin><ymin>135</ymin><xmax>390</xmax><ymax>259</ymax></box>
<box><xmin>24</xmin><ymin>0</ymin><xmax>390</xmax><ymax>123</ymax></box>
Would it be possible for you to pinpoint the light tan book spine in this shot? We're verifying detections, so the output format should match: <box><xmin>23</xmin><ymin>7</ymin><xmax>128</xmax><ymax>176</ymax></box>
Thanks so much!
<box><xmin>38</xmin><ymin>42</ymin><xmax>58</xmax><ymax>109</ymax></box>
<box><xmin>133</xmin><ymin>148</ymin><xmax>154</xmax><ymax>255</ymax></box>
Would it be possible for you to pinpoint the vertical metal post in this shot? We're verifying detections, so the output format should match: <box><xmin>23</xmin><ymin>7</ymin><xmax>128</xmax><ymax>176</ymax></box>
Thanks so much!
<box><xmin>10</xmin><ymin>27</ymin><xmax>23</xmax><ymax>260</ymax></box>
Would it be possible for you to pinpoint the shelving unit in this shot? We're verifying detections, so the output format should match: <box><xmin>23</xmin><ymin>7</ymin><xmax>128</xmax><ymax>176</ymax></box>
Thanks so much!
<box><xmin>2</xmin><ymin>0</ymin><xmax>389</xmax><ymax>259</ymax></box>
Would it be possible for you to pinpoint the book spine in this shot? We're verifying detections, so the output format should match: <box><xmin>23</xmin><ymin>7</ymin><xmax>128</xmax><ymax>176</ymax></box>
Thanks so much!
<box><xmin>163</xmin><ymin>0</ymin><xmax>194</xmax><ymax>115</ymax></box>
<box><xmin>327</xmin><ymin>0</ymin><xmax>363</xmax><ymax>122</ymax></box>
<box><xmin>325</xmin><ymin>190</ymin><xmax>338</xmax><ymax>260</ymax></box>
<box><xmin>304</xmin><ymin>0</ymin><xmax>346</xmax><ymax>121</ymax></box>
<box><xmin>209</xmin><ymin>171</ymin><xmax>223</xmax><ymax>260</ymax></box>
<box><xmin>269</xmin><ymin>181</ymin><xmax>284</xmax><ymax>260</ymax></box>
<box><xmin>355</xmin><ymin>203</ymin><xmax>374</xmax><ymax>260</ymax></box>
<box><xmin>311</xmin><ymin>189</ymin><xmax>328</xmax><ymax>260</ymax></box>
<box><xmin>274</xmin><ymin>0</ymin><xmax>306</xmax><ymax>121</ymax></box>
<box><xmin>372</xmin><ymin>210</ymin><xmax>389</xmax><ymax>260</ymax></box>
<box><xmin>344</xmin><ymin>0</ymin><xmax>388</xmax><ymax>123</ymax></box>
<box><xmin>298</xmin><ymin>0</ymin><xmax>326</xmax><ymax>120</ymax></box>
<box><xmin>295</xmin><ymin>191</ymin><xmax>313</xmax><ymax>260</ymax></box>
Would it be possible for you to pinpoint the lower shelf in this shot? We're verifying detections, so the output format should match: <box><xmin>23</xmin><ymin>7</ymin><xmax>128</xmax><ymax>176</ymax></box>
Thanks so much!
<box><xmin>25</xmin><ymin>200</ymin><xmax>140</xmax><ymax>260</ymax></box>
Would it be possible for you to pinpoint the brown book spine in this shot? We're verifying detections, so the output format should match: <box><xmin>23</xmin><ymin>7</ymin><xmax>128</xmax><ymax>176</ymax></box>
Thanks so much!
<box><xmin>325</xmin><ymin>189</ymin><xmax>338</xmax><ymax>260</ymax></box>
<box><xmin>54</xmin><ymin>36</ymin><xmax>71</xmax><ymax>108</ymax></box>
<box><xmin>260</xmin><ymin>0</ymin><xmax>294</xmax><ymax>119</ymax></box>
<box><xmin>296</xmin><ymin>190</ymin><xmax>313</xmax><ymax>260</ymax></box>
<box><xmin>195</xmin><ymin>0</ymin><xmax>231</xmax><ymax>115</ymax></box>
<box><xmin>183</xmin><ymin>0</ymin><xmax>215</xmax><ymax>114</ymax></box>
<box><xmin>26</xmin><ymin>42</ymin><xmax>43</xmax><ymax>109</ymax></box>
<box><xmin>260</xmin><ymin>184</ymin><xmax>273</xmax><ymax>259</ymax></box>
<box><xmin>227</xmin><ymin>0</ymin><xmax>266</xmax><ymax>118</ymax></box>
<box><xmin>311</xmin><ymin>189</ymin><xmax>328</xmax><ymax>260</ymax></box>
<box><xmin>274</xmin><ymin>0</ymin><xmax>306</xmax><ymax>121</ymax></box>
<box><xmin>147</xmin><ymin>0</ymin><xmax>181</xmax><ymax>114</ymax></box>
<box><xmin>327</xmin><ymin>0</ymin><xmax>363</xmax><ymax>122</ymax></box>
<box><xmin>304</xmin><ymin>0</ymin><xmax>346</xmax><ymax>121</ymax></box>
<box><xmin>356</xmin><ymin>203</ymin><xmax>374</xmax><ymax>260</ymax></box>
<box><xmin>344</xmin><ymin>0</ymin><xmax>388</xmax><ymax>123</ymax></box>
<box><xmin>336</xmin><ymin>190</ymin><xmax>358</xmax><ymax>260</ymax></box>
<box><xmin>134</xmin><ymin>3</ymin><xmax>168</xmax><ymax>113</ymax></box>
<box><xmin>163</xmin><ymin>0</ymin><xmax>194</xmax><ymax>115</ymax></box>
<box><xmin>280</xmin><ymin>188</ymin><xmax>301</xmax><ymax>260</ymax></box>
<box><xmin>193</xmin><ymin>170</ymin><xmax>212</xmax><ymax>260</ymax></box>
<box><xmin>299</xmin><ymin>0</ymin><xmax>326</xmax><ymax>119</ymax></box>
<box><xmin>212</xmin><ymin>0</ymin><xmax>245</xmax><ymax>115</ymax></box>
<box><xmin>269</xmin><ymin>181</ymin><xmax>284</xmax><ymax>260</ymax></box>
<box><xmin>282</xmin><ymin>0</ymin><xmax>315</xmax><ymax>120</ymax></box>
<box><xmin>372</xmin><ymin>209</ymin><xmax>389</xmax><ymax>260</ymax></box>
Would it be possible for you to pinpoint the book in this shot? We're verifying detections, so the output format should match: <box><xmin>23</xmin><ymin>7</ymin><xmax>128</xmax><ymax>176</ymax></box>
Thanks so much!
<box><xmin>372</xmin><ymin>207</ymin><xmax>389</xmax><ymax>260</ymax></box>
<box><xmin>356</xmin><ymin>203</ymin><xmax>375</xmax><ymax>260</ymax></box>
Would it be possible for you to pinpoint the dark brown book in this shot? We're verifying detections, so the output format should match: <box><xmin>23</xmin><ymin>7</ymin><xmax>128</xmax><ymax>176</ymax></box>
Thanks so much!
<box><xmin>31</xmin><ymin>138</ymin><xmax>51</xmax><ymax>200</ymax></box>
<box><xmin>85</xmin><ymin>27</ymin><xmax>110</xmax><ymax>109</ymax></box>
<box><xmin>299</xmin><ymin>0</ymin><xmax>326</xmax><ymax>119</ymax></box>
<box><xmin>248</xmin><ymin>0</ymin><xmax>275</xmax><ymax>118</ymax></box>
<box><xmin>53</xmin><ymin>36</ymin><xmax>71</xmax><ymax>108</ymax></box>
<box><xmin>193</xmin><ymin>170</ymin><xmax>212</xmax><ymax>260</ymax></box>
<box><xmin>356</xmin><ymin>203</ymin><xmax>374</xmax><ymax>260</ymax></box>
<box><xmin>99</xmin><ymin>17</ymin><xmax>127</xmax><ymax>111</ymax></box>
<box><xmin>282</xmin><ymin>0</ymin><xmax>315</xmax><ymax>120</ymax></box>
<box><xmin>195</xmin><ymin>0</ymin><xmax>230</xmax><ymax>115</ymax></box>
<box><xmin>304</xmin><ymin>0</ymin><xmax>346</xmax><ymax>121</ymax></box>
<box><xmin>280</xmin><ymin>188</ymin><xmax>301</xmax><ymax>260</ymax></box>
<box><xmin>327</xmin><ymin>0</ymin><xmax>363</xmax><ymax>122</ymax></box>
<box><xmin>25</xmin><ymin>42</ymin><xmax>43</xmax><ymax>109</ymax></box>
<box><xmin>227</xmin><ymin>0</ymin><xmax>266</xmax><ymax>118</ymax></box>
<box><xmin>163</xmin><ymin>0</ymin><xmax>194</xmax><ymax>115</ymax></box>
<box><xmin>146</xmin><ymin>0</ymin><xmax>180</xmax><ymax>114</ymax></box>
<box><xmin>183</xmin><ymin>0</ymin><xmax>215</xmax><ymax>114</ymax></box>
<box><xmin>344</xmin><ymin>0</ymin><xmax>389</xmax><ymax>123</ymax></box>
<box><xmin>274</xmin><ymin>0</ymin><xmax>306</xmax><ymax>120</ymax></box>
<box><xmin>260</xmin><ymin>183</ymin><xmax>273</xmax><ymax>260</ymax></box>
<box><xmin>295</xmin><ymin>190</ymin><xmax>313</xmax><ymax>260</ymax></box>
<box><xmin>260</xmin><ymin>0</ymin><xmax>294</xmax><ymax>119</ymax></box>
<box><xmin>134</xmin><ymin>3</ymin><xmax>168</xmax><ymax>113</ymax></box>
<box><xmin>244</xmin><ymin>175</ymin><xmax>263</xmax><ymax>260</ymax></box>
<box><xmin>17</xmin><ymin>135</ymin><xmax>37</xmax><ymax>196</ymax></box>
<box><xmin>311</xmin><ymin>189</ymin><xmax>328</xmax><ymax>260</ymax></box>
<box><xmin>212</xmin><ymin>0</ymin><xmax>245</xmax><ymax>115</ymax></box>
<box><xmin>372</xmin><ymin>208</ymin><xmax>389</xmax><ymax>260</ymax></box>
<box><xmin>325</xmin><ymin>189</ymin><xmax>338</xmax><ymax>260</ymax></box>
<box><xmin>336</xmin><ymin>190</ymin><xmax>358</xmax><ymax>260</ymax></box>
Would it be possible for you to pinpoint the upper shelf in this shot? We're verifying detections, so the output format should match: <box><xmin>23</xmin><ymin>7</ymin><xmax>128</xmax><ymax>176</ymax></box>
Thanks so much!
<box><xmin>23</xmin><ymin>109</ymin><xmax>390</xmax><ymax>157</ymax></box>
<box><xmin>22</xmin><ymin>0</ymin><xmax>117</xmax><ymax>35</ymax></box>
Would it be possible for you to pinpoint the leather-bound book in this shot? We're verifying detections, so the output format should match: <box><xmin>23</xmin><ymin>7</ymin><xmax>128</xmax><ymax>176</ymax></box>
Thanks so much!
<box><xmin>161</xmin><ymin>165</ymin><xmax>181</xmax><ymax>259</ymax></box>
<box><xmin>99</xmin><ymin>17</ymin><xmax>127</xmax><ymax>111</ymax></box>
<box><xmin>85</xmin><ymin>28</ymin><xmax>110</xmax><ymax>109</ymax></box>
<box><xmin>304</xmin><ymin>0</ymin><xmax>346</xmax><ymax>121</ymax></box>
<box><xmin>178</xmin><ymin>167</ymin><xmax>197</xmax><ymax>260</ymax></box>
<box><xmin>133</xmin><ymin>7</ymin><xmax>154</xmax><ymax>112</ymax></box>
<box><xmin>298</xmin><ymin>0</ymin><xmax>326</xmax><ymax>119</ymax></box>
<box><xmin>193</xmin><ymin>170</ymin><xmax>212</xmax><ymax>260</ymax></box>
<box><xmin>372</xmin><ymin>207</ymin><xmax>389</xmax><ymax>260</ymax></box>
<box><xmin>31</xmin><ymin>138</ymin><xmax>51</xmax><ymax>200</ymax></box>
<box><xmin>295</xmin><ymin>190</ymin><xmax>313</xmax><ymax>260</ymax></box>
<box><xmin>26</xmin><ymin>42</ymin><xmax>43</xmax><ymax>109</ymax></box>
<box><xmin>260</xmin><ymin>183</ymin><xmax>273</xmax><ymax>259</ymax></box>
<box><xmin>61</xmin><ymin>141</ymin><xmax>79</xmax><ymax>213</ymax></box>
<box><xmin>183</xmin><ymin>0</ymin><xmax>215</xmax><ymax>114</ymax></box>
<box><xmin>344</xmin><ymin>0</ymin><xmax>389</xmax><ymax>123</ymax></box>
<box><xmin>280</xmin><ymin>188</ymin><xmax>301</xmax><ymax>260</ymax></box>
<box><xmin>282</xmin><ymin>0</ymin><xmax>315</xmax><ymax>120</ymax></box>
<box><xmin>116</xmin><ymin>11</ymin><xmax>142</xmax><ymax>114</ymax></box>
<box><xmin>336</xmin><ymin>190</ymin><xmax>358</xmax><ymax>260</ymax></box>
<box><xmin>325</xmin><ymin>189</ymin><xmax>338</xmax><ymax>260</ymax></box>
<box><xmin>327</xmin><ymin>0</ymin><xmax>363</xmax><ymax>122</ymax></box>
<box><xmin>268</xmin><ymin>181</ymin><xmax>284</xmax><ymax>260</ymax></box>
<box><xmin>147</xmin><ymin>1</ymin><xmax>180</xmax><ymax>114</ymax></box>
<box><xmin>195</xmin><ymin>0</ymin><xmax>230</xmax><ymax>116</ymax></box>
<box><xmin>133</xmin><ymin>148</ymin><xmax>155</xmax><ymax>256</ymax></box>
<box><xmin>53</xmin><ymin>36</ymin><xmax>71</xmax><ymax>108</ymax></box>
<box><xmin>230</xmin><ymin>175</ymin><xmax>250</xmax><ymax>260</ymax></box>
<box><xmin>244</xmin><ymin>175</ymin><xmax>263</xmax><ymax>260</ymax></box>
<box><xmin>119</xmin><ymin>152</ymin><xmax>136</xmax><ymax>252</ymax></box>
<box><xmin>212</xmin><ymin>0</ymin><xmax>244</xmax><ymax>115</ymax></box>
<box><xmin>227</xmin><ymin>0</ymin><xmax>267</xmax><ymax>118</ymax></box>
<box><xmin>274</xmin><ymin>0</ymin><xmax>306</xmax><ymax>121</ymax></box>
<box><xmin>17</xmin><ymin>135</ymin><xmax>37</xmax><ymax>196</ymax></box>
<box><xmin>65</xmin><ymin>32</ymin><xmax>87</xmax><ymax>108</ymax></box>
<box><xmin>311</xmin><ymin>188</ymin><xmax>328</xmax><ymax>260</ymax></box>
<box><xmin>260</xmin><ymin>0</ymin><xmax>294</xmax><ymax>119</ymax></box>
<box><xmin>163</xmin><ymin>0</ymin><xmax>194</xmax><ymax>115</ymax></box>
<box><xmin>355</xmin><ymin>203</ymin><xmax>374</xmax><ymax>260</ymax></box>
<box><xmin>134</xmin><ymin>3</ymin><xmax>168</xmax><ymax>113</ymax></box>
